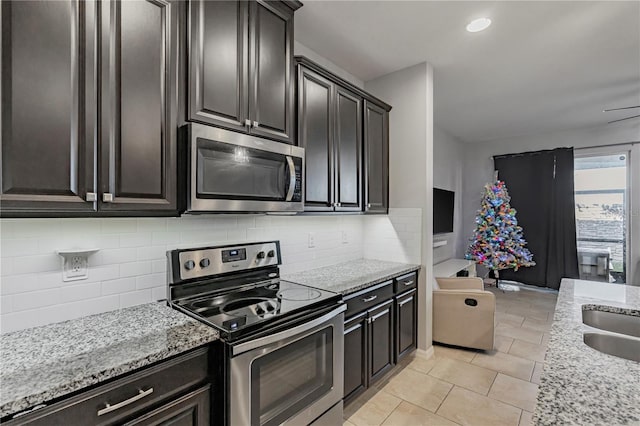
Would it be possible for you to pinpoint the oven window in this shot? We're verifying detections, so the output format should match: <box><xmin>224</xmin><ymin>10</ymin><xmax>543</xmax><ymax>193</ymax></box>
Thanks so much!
<box><xmin>251</xmin><ymin>327</ymin><xmax>333</xmax><ymax>426</ymax></box>
<box><xmin>196</xmin><ymin>138</ymin><xmax>287</xmax><ymax>200</ymax></box>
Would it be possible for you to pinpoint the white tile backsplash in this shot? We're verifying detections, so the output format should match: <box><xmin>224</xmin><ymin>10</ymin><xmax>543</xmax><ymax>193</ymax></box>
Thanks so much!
<box><xmin>0</xmin><ymin>214</ymin><xmax>366</xmax><ymax>333</ymax></box>
<box><xmin>0</xmin><ymin>210</ymin><xmax>422</xmax><ymax>333</ymax></box>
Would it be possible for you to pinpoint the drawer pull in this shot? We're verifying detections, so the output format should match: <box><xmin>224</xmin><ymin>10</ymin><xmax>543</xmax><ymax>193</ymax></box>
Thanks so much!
<box><xmin>403</xmin><ymin>280</ymin><xmax>414</xmax><ymax>286</ymax></box>
<box><xmin>362</xmin><ymin>295</ymin><xmax>378</xmax><ymax>303</ymax></box>
<box><xmin>97</xmin><ymin>388</ymin><xmax>154</xmax><ymax>416</ymax></box>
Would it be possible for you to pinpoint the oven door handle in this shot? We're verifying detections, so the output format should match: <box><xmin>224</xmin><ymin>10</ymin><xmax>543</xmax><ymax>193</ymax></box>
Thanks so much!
<box><xmin>285</xmin><ymin>156</ymin><xmax>296</xmax><ymax>202</ymax></box>
<box><xmin>232</xmin><ymin>304</ymin><xmax>346</xmax><ymax>356</ymax></box>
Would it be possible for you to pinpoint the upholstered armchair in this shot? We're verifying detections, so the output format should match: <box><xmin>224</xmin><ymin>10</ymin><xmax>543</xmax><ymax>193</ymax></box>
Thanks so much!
<box><xmin>433</xmin><ymin>277</ymin><xmax>495</xmax><ymax>351</ymax></box>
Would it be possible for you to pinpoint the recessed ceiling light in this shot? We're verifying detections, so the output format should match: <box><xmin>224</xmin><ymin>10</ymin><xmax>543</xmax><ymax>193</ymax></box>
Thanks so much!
<box><xmin>466</xmin><ymin>17</ymin><xmax>492</xmax><ymax>33</ymax></box>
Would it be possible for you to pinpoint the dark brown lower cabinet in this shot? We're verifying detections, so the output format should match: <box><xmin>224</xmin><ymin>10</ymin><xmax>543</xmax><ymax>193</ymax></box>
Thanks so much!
<box><xmin>395</xmin><ymin>289</ymin><xmax>417</xmax><ymax>362</ymax></box>
<box><xmin>343</xmin><ymin>298</ymin><xmax>396</xmax><ymax>406</ymax></box>
<box><xmin>343</xmin><ymin>313</ymin><xmax>367</xmax><ymax>402</ymax></box>
<box><xmin>343</xmin><ymin>272</ymin><xmax>419</xmax><ymax>407</ymax></box>
<box><xmin>368</xmin><ymin>300</ymin><xmax>394</xmax><ymax>382</ymax></box>
<box><xmin>3</xmin><ymin>347</ymin><xmax>212</xmax><ymax>426</ymax></box>
<box><xmin>124</xmin><ymin>385</ymin><xmax>210</xmax><ymax>426</ymax></box>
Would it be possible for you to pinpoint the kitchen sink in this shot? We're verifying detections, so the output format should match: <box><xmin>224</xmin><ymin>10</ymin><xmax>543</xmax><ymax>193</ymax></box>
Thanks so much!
<box><xmin>582</xmin><ymin>307</ymin><xmax>640</xmax><ymax>338</ymax></box>
<box><xmin>583</xmin><ymin>332</ymin><xmax>640</xmax><ymax>362</ymax></box>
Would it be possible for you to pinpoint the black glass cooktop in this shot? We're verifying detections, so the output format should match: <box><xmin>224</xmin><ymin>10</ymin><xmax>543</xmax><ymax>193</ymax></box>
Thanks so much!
<box><xmin>178</xmin><ymin>280</ymin><xmax>340</xmax><ymax>336</ymax></box>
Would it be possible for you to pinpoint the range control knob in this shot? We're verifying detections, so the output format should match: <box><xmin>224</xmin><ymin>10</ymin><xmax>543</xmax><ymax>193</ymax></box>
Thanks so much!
<box><xmin>257</xmin><ymin>251</ymin><xmax>266</xmax><ymax>259</ymax></box>
<box><xmin>200</xmin><ymin>258</ymin><xmax>210</xmax><ymax>268</ymax></box>
<box><xmin>184</xmin><ymin>260</ymin><xmax>196</xmax><ymax>270</ymax></box>
<box><xmin>267</xmin><ymin>250</ymin><xmax>276</xmax><ymax>258</ymax></box>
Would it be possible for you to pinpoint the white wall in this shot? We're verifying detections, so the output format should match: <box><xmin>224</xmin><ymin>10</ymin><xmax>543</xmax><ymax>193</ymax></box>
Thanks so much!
<box><xmin>461</xmin><ymin>120</ymin><xmax>640</xmax><ymax>284</ymax></box>
<box><xmin>294</xmin><ymin>41</ymin><xmax>364</xmax><ymax>89</ymax></box>
<box><xmin>0</xmin><ymin>215</ymin><xmax>365</xmax><ymax>333</ymax></box>
<box><xmin>365</xmin><ymin>62</ymin><xmax>434</xmax><ymax>351</ymax></box>
<box><xmin>433</xmin><ymin>126</ymin><xmax>465</xmax><ymax>264</ymax></box>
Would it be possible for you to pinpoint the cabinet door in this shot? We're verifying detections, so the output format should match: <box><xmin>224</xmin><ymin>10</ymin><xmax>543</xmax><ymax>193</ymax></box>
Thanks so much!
<box><xmin>0</xmin><ymin>0</ymin><xmax>96</xmax><ymax>216</ymax></box>
<box><xmin>368</xmin><ymin>300</ymin><xmax>394</xmax><ymax>383</ymax></box>
<box><xmin>343</xmin><ymin>313</ymin><xmax>367</xmax><ymax>404</ymax></box>
<box><xmin>297</xmin><ymin>66</ymin><xmax>334</xmax><ymax>211</ymax></box>
<box><xmin>124</xmin><ymin>385</ymin><xmax>210</xmax><ymax>426</ymax></box>
<box><xmin>100</xmin><ymin>0</ymin><xmax>178</xmax><ymax>213</ymax></box>
<box><xmin>248</xmin><ymin>1</ymin><xmax>294</xmax><ymax>144</ymax></box>
<box><xmin>334</xmin><ymin>88</ymin><xmax>362</xmax><ymax>212</ymax></box>
<box><xmin>188</xmin><ymin>0</ymin><xmax>249</xmax><ymax>132</ymax></box>
<box><xmin>395</xmin><ymin>289</ymin><xmax>417</xmax><ymax>361</ymax></box>
<box><xmin>363</xmin><ymin>101</ymin><xmax>389</xmax><ymax>214</ymax></box>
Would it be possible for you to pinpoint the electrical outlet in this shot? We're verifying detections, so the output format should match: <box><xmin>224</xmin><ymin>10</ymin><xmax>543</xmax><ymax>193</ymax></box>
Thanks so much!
<box><xmin>308</xmin><ymin>232</ymin><xmax>316</xmax><ymax>248</ymax></box>
<box><xmin>57</xmin><ymin>249</ymin><xmax>98</xmax><ymax>282</ymax></box>
<box><xmin>64</xmin><ymin>255</ymin><xmax>88</xmax><ymax>280</ymax></box>
<box><xmin>341</xmin><ymin>231</ymin><xmax>349</xmax><ymax>244</ymax></box>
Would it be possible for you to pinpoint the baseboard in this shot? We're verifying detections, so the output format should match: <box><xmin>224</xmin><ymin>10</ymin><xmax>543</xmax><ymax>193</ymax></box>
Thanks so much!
<box><xmin>415</xmin><ymin>346</ymin><xmax>435</xmax><ymax>360</ymax></box>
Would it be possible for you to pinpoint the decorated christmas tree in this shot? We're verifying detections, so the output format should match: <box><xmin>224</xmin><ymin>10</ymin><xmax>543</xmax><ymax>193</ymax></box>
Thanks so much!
<box><xmin>465</xmin><ymin>178</ymin><xmax>535</xmax><ymax>279</ymax></box>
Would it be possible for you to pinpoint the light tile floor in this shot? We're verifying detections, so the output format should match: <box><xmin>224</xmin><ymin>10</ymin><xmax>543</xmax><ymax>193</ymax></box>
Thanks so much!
<box><xmin>343</xmin><ymin>286</ymin><xmax>558</xmax><ymax>426</ymax></box>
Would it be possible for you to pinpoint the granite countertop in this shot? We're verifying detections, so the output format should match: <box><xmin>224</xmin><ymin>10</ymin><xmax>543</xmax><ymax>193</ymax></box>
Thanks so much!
<box><xmin>534</xmin><ymin>278</ymin><xmax>640</xmax><ymax>425</ymax></box>
<box><xmin>0</xmin><ymin>302</ymin><xmax>219</xmax><ymax>419</ymax></box>
<box><xmin>283</xmin><ymin>259</ymin><xmax>421</xmax><ymax>295</ymax></box>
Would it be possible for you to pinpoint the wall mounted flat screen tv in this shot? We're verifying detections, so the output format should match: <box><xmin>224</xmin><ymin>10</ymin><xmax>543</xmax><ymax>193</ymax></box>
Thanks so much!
<box><xmin>433</xmin><ymin>188</ymin><xmax>455</xmax><ymax>234</ymax></box>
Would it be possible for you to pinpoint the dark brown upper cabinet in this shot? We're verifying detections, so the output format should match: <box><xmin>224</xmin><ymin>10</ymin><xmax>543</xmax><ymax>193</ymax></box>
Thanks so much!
<box><xmin>0</xmin><ymin>0</ymin><xmax>97</xmax><ymax>215</ymax></box>
<box><xmin>296</xmin><ymin>65</ymin><xmax>362</xmax><ymax>212</ymax></box>
<box><xmin>297</xmin><ymin>67</ymin><xmax>334</xmax><ymax>210</ymax></box>
<box><xmin>189</xmin><ymin>0</ymin><xmax>300</xmax><ymax>145</ymax></box>
<box><xmin>295</xmin><ymin>57</ymin><xmax>390</xmax><ymax>214</ymax></box>
<box><xmin>364</xmin><ymin>100</ymin><xmax>389</xmax><ymax>214</ymax></box>
<box><xmin>99</xmin><ymin>0</ymin><xmax>179</xmax><ymax>213</ymax></box>
<box><xmin>0</xmin><ymin>0</ymin><xmax>181</xmax><ymax>217</ymax></box>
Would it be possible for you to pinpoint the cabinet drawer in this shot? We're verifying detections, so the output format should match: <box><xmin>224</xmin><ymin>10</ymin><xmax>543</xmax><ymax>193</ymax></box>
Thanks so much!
<box><xmin>394</xmin><ymin>272</ymin><xmax>417</xmax><ymax>294</ymax></box>
<box><xmin>344</xmin><ymin>281</ymin><xmax>393</xmax><ymax>319</ymax></box>
<box><xmin>7</xmin><ymin>348</ymin><xmax>209</xmax><ymax>426</ymax></box>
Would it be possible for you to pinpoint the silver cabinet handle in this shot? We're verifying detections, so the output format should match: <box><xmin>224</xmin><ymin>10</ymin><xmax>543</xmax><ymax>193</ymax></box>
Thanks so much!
<box><xmin>336</xmin><ymin>202</ymin><xmax>341</xmax><ymax>207</ymax></box>
<box><xmin>86</xmin><ymin>192</ymin><xmax>97</xmax><ymax>202</ymax></box>
<box><xmin>403</xmin><ymin>280</ymin><xmax>415</xmax><ymax>286</ymax></box>
<box><xmin>97</xmin><ymin>388</ymin><xmax>154</xmax><ymax>416</ymax></box>
<box><xmin>253</xmin><ymin>121</ymin><xmax>259</xmax><ymax>128</ymax></box>
<box><xmin>102</xmin><ymin>193</ymin><xmax>114</xmax><ymax>202</ymax></box>
<box><xmin>367</xmin><ymin>203</ymin><xmax>372</xmax><ymax>208</ymax></box>
<box><xmin>245</xmin><ymin>119</ymin><xmax>252</xmax><ymax>127</ymax></box>
<box><xmin>399</xmin><ymin>297</ymin><xmax>413</xmax><ymax>307</ymax></box>
<box><xmin>362</xmin><ymin>295</ymin><xmax>377</xmax><ymax>303</ymax></box>
<box><xmin>370</xmin><ymin>309</ymin><xmax>388</xmax><ymax>322</ymax></box>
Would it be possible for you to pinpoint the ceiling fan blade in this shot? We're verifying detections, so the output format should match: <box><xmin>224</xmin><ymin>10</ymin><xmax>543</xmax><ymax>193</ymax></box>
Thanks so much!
<box><xmin>603</xmin><ymin>106</ymin><xmax>640</xmax><ymax>112</ymax></box>
<box><xmin>608</xmin><ymin>114</ymin><xmax>640</xmax><ymax>124</ymax></box>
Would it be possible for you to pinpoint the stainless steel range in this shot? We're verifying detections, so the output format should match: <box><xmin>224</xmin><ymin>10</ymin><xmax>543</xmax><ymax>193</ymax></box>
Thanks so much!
<box><xmin>167</xmin><ymin>241</ymin><xmax>345</xmax><ymax>426</ymax></box>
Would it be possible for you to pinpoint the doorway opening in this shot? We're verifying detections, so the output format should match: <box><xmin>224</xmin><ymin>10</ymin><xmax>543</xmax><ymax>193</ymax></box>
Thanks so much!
<box><xmin>574</xmin><ymin>152</ymin><xmax>628</xmax><ymax>284</ymax></box>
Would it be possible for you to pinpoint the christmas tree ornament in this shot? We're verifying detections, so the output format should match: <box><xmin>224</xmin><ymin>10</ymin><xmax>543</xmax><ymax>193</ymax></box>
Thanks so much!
<box><xmin>465</xmin><ymin>177</ymin><xmax>535</xmax><ymax>289</ymax></box>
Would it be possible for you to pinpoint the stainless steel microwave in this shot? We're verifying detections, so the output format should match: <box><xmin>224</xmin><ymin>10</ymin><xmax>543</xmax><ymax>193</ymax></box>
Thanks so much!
<box><xmin>185</xmin><ymin>123</ymin><xmax>304</xmax><ymax>213</ymax></box>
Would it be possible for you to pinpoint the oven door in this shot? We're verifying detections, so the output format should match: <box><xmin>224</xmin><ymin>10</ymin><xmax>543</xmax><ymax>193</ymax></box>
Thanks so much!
<box><xmin>229</xmin><ymin>305</ymin><xmax>345</xmax><ymax>426</ymax></box>
<box><xmin>188</xmin><ymin>124</ymin><xmax>303</xmax><ymax>213</ymax></box>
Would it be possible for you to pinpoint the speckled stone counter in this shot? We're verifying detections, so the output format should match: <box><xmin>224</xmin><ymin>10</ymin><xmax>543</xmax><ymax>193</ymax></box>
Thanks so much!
<box><xmin>283</xmin><ymin>259</ymin><xmax>421</xmax><ymax>295</ymax></box>
<box><xmin>0</xmin><ymin>302</ymin><xmax>219</xmax><ymax>419</ymax></box>
<box><xmin>534</xmin><ymin>279</ymin><xmax>640</xmax><ymax>425</ymax></box>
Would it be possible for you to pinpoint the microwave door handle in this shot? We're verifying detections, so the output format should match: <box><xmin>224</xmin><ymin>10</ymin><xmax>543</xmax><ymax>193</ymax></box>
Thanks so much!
<box><xmin>285</xmin><ymin>156</ymin><xmax>296</xmax><ymax>201</ymax></box>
